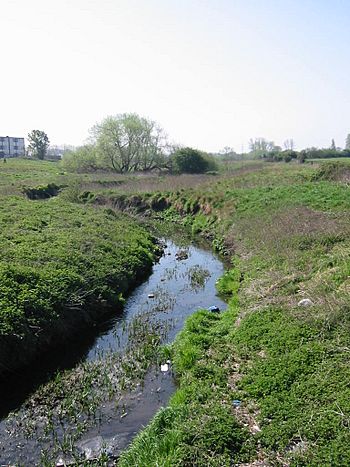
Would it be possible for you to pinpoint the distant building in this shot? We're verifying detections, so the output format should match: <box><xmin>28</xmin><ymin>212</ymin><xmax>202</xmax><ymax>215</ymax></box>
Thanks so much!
<box><xmin>0</xmin><ymin>136</ymin><xmax>25</xmax><ymax>158</ymax></box>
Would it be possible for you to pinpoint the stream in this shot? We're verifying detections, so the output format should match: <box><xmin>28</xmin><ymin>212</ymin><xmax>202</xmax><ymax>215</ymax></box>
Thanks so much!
<box><xmin>0</xmin><ymin>239</ymin><xmax>227</xmax><ymax>465</ymax></box>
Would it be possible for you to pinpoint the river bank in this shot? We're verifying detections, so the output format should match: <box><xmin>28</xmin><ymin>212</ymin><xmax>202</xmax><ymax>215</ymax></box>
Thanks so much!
<box><xmin>0</xmin><ymin>239</ymin><xmax>226</xmax><ymax>465</ymax></box>
<box><xmin>3</xmin><ymin>159</ymin><xmax>350</xmax><ymax>465</ymax></box>
<box><xmin>118</xmin><ymin>162</ymin><xmax>350</xmax><ymax>466</ymax></box>
<box><xmin>0</xmin><ymin>196</ymin><xmax>160</xmax><ymax>379</ymax></box>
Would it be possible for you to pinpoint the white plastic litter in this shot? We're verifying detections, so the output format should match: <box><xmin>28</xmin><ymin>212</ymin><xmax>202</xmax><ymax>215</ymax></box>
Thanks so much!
<box><xmin>298</xmin><ymin>298</ymin><xmax>313</xmax><ymax>307</ymax></box>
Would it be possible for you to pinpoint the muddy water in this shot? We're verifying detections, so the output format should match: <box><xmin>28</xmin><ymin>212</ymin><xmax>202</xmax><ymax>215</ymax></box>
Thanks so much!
<box><xmin>0</xmin><ymin>240</ymin><xmax>226</xmax><ymax>465</ymax></box>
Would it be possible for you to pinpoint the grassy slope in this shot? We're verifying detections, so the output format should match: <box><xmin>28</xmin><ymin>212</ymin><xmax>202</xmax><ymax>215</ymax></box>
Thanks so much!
<box><xmin>0</xmin><ymin>159</ymin><xmax>158</xmax><ymax>375</ymax></box>
<box><xmin>3</xmin><ymin>158</ymin><xmax>350</xmax><ymax>464</ymax></box>
<box><xmin>118</xmin><ymin>162</ymin><xmax>350</xmax><ymax>466</ymax></box>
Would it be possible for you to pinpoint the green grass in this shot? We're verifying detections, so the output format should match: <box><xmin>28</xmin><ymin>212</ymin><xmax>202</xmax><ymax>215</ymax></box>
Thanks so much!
<box><xmin>0</xmin><ymin>194</ymin><xmax>158</xmax><ymax>374</ymax></box>
<box><xmin>0</xmin><ymin>196</ymin><xmax>157</xmax><ymax>336</ymax></box>
<box><xmin>118</xmin><ymin>160</ymin><xmax>350</xmax><ymax>465</ymax></box>
<box><xmin>232</xmin><ymin>306</ymin><xmax>350</xmax><ymax>465</ymax></box>
<box><xmin>4</xmin><ymin>158</ymin><xmax>350</xmax><ymax>464</ymax></box>
<box><xmin>119</xmin><ymin>308</ymin><xmax>254</xmax><ymax>467</ymax></box>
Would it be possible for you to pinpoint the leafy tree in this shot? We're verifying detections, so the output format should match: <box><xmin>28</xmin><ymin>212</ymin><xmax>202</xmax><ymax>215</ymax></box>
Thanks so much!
<box><xmin>171</xmin><ymin>147</ymin><xmax>215</xmax><ymax>174</ymax></box>
<box><xmin>91</xmin><ymin>113</ymin><xmax>167</xmax><ymax>173</ymax></box>
<box><xmin>27</xmin><ymin>130</ymin><xmax>50</xmax><ymax>160</ymax></box>
<box><xmin>330</xmin><ymin>139</ymin><xmax>336</xmax><ymax>150</ymax></box>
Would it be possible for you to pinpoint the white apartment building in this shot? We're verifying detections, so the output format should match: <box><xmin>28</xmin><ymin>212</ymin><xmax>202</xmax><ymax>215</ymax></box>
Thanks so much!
<box><xmin>0</xmin><ymin>136</ymin><xmax>25</xmax><ymax>158</ymax></box>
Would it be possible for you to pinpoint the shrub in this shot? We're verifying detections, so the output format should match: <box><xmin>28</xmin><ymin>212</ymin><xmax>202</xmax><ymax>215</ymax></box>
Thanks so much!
<box><xmin>311</xmin><ymin>161</ymin><xmax>350</xmax><ymax>182</ymax></box>
<box><xmin>62</xmin><ymin>145</ymin><xmax>98</xmax><ymax>172</ymax></box>
<box><xmin>22</xmin><ymin>183</ymin><xmax>62</xmax><ymax>199</ymax></box>
<box><xmin>171</xmin><ymin>147</ymin><xmax>217</xmax><ymax>174</ymax></box>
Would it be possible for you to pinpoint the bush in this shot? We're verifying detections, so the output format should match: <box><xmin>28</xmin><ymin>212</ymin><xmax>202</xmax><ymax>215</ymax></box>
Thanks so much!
<box><xmin>62</xmin><ymin>145</ymin><xmax>98</xmax><ymax>172</ymax></box>
<box><xmin>311</xmin><ymin>161</ymin><xmax>350</xmax><ymax>182</ymax></box>
<box><xmin>22</xmin><ymin>183</ymin><xmax>62</xmax><ymax>199</ymax></box>
<box><xmin>171</xmin><ymin>147</ymin><xmax>217</xmax><ymax>174</ymax></box>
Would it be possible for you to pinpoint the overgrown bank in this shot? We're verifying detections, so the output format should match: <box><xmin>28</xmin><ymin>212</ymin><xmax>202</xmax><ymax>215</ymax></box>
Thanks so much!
<box><xmin>2</xmin><ymin>159</ymin><xmax>350</xmax><ymax>464</ymax></box>
<box><xmin>115</xmin><ymin>162</ymin><xmax>350</xmax><ymax>465</ymax></box>
<box><xmin>118</xmin><ymin>272</ymin><xmax>252</xmax><ymax>467</ymax></box>
<box><xmin>0</xmin><ymin>196</ymin><xmax>159</xmax><ymax>377</ymax></box>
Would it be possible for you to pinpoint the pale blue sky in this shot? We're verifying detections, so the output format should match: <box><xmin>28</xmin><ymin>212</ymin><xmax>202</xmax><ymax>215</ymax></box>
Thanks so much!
<box><xmin>1</xmin><ymin>0</ymin><xmax>349</xmax><ymax>151</ymax></box>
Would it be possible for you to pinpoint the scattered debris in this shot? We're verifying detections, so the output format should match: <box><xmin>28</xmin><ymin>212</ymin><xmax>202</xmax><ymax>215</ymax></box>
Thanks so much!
<box><xmin>251</xmin><ymin>424</ymin><xmax>261</xmax><ymax>434</ymax></box>
<box><xmin>208</xmin><ymin>305</ymin><xmax>220</xmax><ymax>313</ymax></box>
<box><xmin>76</xmin><ymin>435</ymin><xmax>124</xmax><ymax>463</ymax></box>
<box><xmin>56</xmin><ymin>459</ymin><xmax>66</xmax><ymax>467</ymax></box>
<box><xmin>160</xmin><ymin>363</ymin><xmax>170</xmax><ymax>372</ymax></box>
<box><xmin>77</xmin><ymin>436</ymin><xmax>104</xmax><ymax>460</ymax></box>
<box><xmin>298</xmin><ymin>298</ymin><xmax>313</xmax><ymax>307</ymax></box>
<box><xmin>286</xmin><ymin>440</ymin><xmax>308</xmax><ymax>454</ymax></box>
<box><xmin>175</xmin><ymin>249</ymin><xmax>189</xmax><ymax>261</ymax></box>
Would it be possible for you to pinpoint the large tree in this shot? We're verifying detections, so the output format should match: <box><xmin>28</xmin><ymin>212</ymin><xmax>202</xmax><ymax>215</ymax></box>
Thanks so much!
<box><xmin>27</xmin><ymin>130</ymin><xmax>50</xmax><ymax>160</ymax></box>
<box><xmin>91</xmin><ymin>113</ymin><xmax>167</xmax><ymax>173</ymax></box>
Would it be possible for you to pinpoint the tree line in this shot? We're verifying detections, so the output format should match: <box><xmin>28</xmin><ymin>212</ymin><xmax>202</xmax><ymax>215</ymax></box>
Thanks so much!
<box><xmin>27</xmin><ymin>116</ymin><xmax>350</xmax><ymax>171</ymax></box>
<box><xmin>217</xmin><ymin>135</ymin><xmax>350</xmax><ymax>164</ymax></box>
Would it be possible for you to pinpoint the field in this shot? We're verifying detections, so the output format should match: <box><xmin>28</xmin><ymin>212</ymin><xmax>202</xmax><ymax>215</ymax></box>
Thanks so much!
<box><xmin>2</xmin><ymin>157</ymin><xmax>350</xmax><ymax>465</ymax></box>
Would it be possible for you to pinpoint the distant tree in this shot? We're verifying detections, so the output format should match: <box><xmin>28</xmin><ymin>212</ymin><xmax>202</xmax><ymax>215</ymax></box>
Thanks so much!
<box><xmin>330</xmin><ymin>139</ymin><xmax>336</xmax><ymax>150</ymax></box>
<box><xmin>249</xmin><ymin>138</ymin><xmax>280</xmax><ymax>157</ymax></box>
<box><xmin>171</xmin><ymin>147</ymin><xmax>214</xmax><ymax>174</ymax></box>
<box><xmin>220</xmin><ymin>146</ymin><xmax>235</xmax><ymax>155</ymax></box>
<box><xmin>345</xmin><ymin>134</ymin><xmax>350</xmax><ymax>150</ymax></box>
<box><xmin>27</xmin><ymin>130</ymin><xmax>50</xmax><ymax>160</ymax></box>
<box><xmin>283</xmin><ymin>139</ymin><xmax>295</xmax><ymax>151</ymax></box>
<box><xmin>218</xmin><ymin>146</ymin><xmax>242</xmax><ymax>161</ymax></box>
<box><xmin>91</xmin><ymin>113</ymin><xmax>167</xmax><ymax>173</ymax></box>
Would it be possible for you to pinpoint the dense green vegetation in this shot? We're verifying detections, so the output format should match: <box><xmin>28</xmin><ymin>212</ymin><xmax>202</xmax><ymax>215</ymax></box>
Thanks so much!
<box><xmin>3</xmin><ymin>157</ymin><xmax>350</xmax><ymax>464</ymax></box>
<box><xmin>112</xmin><ymin>160</ymin><xmax>350</xmax><ymax>465</ymax></box>
<box><xmin>171</xmin><ymin>147</ymin><xmax>218</xmax><ymax>174</ymax></box>
<box><xmin>0</xmin><ymin>160</ymin><xmax>158</xmax><ymax>375</ymax></box>
<box><xmin>0</xmin><ymin>197</ymin><xmax>156</xmax><ymax>335</ymax></box>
